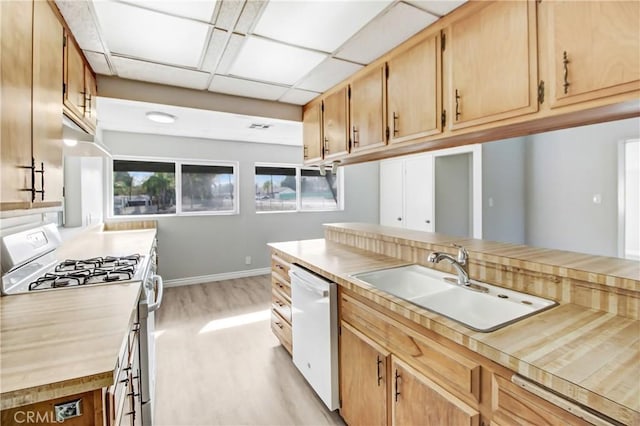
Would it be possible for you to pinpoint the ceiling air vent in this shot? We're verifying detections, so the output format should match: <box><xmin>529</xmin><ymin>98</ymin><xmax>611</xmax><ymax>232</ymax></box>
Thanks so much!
<box><xmin>249</xmin><ymin>123</ymin><xmax>272</xmax><ymax>129</ymax></box>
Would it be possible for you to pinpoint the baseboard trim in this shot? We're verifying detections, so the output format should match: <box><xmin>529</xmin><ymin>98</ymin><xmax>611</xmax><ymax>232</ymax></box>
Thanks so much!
<box><xmin>164</xmin><ymin>268</ymin><xmax>271</xmax><ymax>288</ymax></box>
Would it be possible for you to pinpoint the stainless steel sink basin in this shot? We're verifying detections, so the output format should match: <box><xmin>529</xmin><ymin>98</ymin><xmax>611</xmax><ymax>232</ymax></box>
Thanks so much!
<box><xmin>350</xmin><ymin>265</ymin><xmax>557</xmax><ymax>332</ymax></box>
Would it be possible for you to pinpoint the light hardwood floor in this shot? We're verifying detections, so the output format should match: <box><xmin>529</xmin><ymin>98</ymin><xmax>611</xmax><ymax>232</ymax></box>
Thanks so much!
<box><xmin>154</xmin><ymin>275</ymin><xmax>345</xmax><ymax>426</ymax></box>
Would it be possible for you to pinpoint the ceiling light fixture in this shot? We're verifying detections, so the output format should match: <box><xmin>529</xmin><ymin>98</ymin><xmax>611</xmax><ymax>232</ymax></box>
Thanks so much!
<box><xmin>146</xmin><ymin>111</ymin><xmax>176</xmax><ymax>124</ymax></box>
<box><xmin>63</xmin><ymin>138</ymin><xmax>78</xmax><ymax>147</ymax></box>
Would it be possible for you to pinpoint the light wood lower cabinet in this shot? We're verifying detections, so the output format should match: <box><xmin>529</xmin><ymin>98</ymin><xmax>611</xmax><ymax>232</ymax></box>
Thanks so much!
<box><xmin>338</xmin><ymin>288</ymin><xmax>590</xmax><ymax>426</ymax></box>
<box><xmin>339</xmin><ymin>322</ymin><xmax>389</xmax><ymax>426</ymax></box>
<box><xmin>392</xmin><ymin>357</ymin><xmax>479</xmax><ymax>426</ymax></box>
<box><xmin>270</xmin><ymin>251</ymin><xmax>293</xmax><ymax>354</ymax></box>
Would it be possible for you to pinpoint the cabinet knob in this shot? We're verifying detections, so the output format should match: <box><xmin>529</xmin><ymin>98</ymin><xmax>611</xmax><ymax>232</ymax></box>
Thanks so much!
<box><xmin>397</xmin><ymin>217</ymin><xmax>402</xmax><ymax>221</ymax></box>
<box><xmin>425</xmin><ymin>220</ymin><xmax>431</xmax><ymax>224</ymax></box>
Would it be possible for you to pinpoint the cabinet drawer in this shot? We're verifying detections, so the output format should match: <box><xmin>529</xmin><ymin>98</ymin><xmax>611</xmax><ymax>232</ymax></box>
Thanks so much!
<box><xmin>272</xmin><ymin>289</ymin><xmax>292</xmax><ymax>323</ymax></box>
<box><xmin>271</xmin><ymin>254</ymin><xmax>291</xmax><ymax>282</ymax></box>
<box><xmin>341</xmin><ymin>293</ymin><xmax>481</xmax><ymax>405</ymax></box>
<box><xmin>491</xmin><ymin>374</ymin><xmax>590</xmax><ymax>426</ymax></box>
<box><xmin>272</xmin><ymin>274</ymin><xmax>291</xmax><ymax>299</ymax></box>
<box><xmin>271</xmin><ymin>310</ymin><xmax>292</xmax><ymax>354</ymax></box>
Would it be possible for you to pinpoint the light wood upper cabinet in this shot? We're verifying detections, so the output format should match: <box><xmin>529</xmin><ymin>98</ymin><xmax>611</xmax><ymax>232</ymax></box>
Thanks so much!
<box><xmin>84</xmin><ymin>67</ymin><xmax>98</xmax><ymax>128</ymax></box>
<box><xmin>544</xmin><ymin>1</ymin><xmax>640</xmax><ymax>108</ymax></box>
<box><xmin>447</xmin><ymin>1</ymin><xmax>538</xmax><ymax>130</ymax></box>
<box><xmin>322</xmin><ymin>87</ymin><xmax>349</xmax><ymax>160</ymax></box>
<box><xmin>339</xmin><ymin>322</ymin><xmax>389</xmax><ymax>426</ymax></box>
<box><xmin>350</xmin><ymin>66</ymin><xmax>387</xmax><ymax>152</ymax></box>
<box><xmin>64</xmin><ymin>33</ymin><xmax>86</xmax><ymax>121</ymax></box>
<box><xmin>0</xmin><ymin>0</ymin><xmax>34</xmax><ymax>209</ymax></box>
<box><xmin>1</xmin><ymin>0</ymin><xmax>63</xmax><ymax>210</ymax></box>
<box><xmin>302</xmin><ymin>102</ymin><xmax>323</xmax><ymax>164</ymax></box>
<box><xmin>32</xmin><ymin>0</ymin><xmax>64</xmax><ymax>207</ymax></box>
<box><xmin>387</xmin><ymin>33</ymin><xmax>442</xmax><ymax>144</ymax></box>
<box><xmin>391</xmin><ymin>357</ymin><xmax>480</xmax><ymax>426</ymax></box>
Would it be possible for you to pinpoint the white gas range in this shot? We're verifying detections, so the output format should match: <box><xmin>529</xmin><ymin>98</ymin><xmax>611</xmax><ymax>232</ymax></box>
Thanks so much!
<box><xmin>0</xmin><ymin>223</ymin><xmax>162</xmax><ymax>426</ymax></box>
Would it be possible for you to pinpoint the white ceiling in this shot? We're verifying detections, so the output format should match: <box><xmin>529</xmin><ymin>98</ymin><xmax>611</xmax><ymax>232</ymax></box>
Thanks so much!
<box><xmin>56</xmin><ymin>0</ymin><xmax>466</xmax><ymax>105</ymax></box>
<box><xmin>97</xmin><ymin>97</ymin><xmax>303</xmax><ymax>145</ymax></box>
<box><xmin>58</xmin><ymin>0</ymin><xmax>465</xmax><ymax>145</ymax></box>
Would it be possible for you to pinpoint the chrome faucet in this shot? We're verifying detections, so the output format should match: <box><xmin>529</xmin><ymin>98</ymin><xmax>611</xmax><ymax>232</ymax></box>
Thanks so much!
<box><xmin>427</xmin><ymin>244</ymin><xmax>470</xmax><ymax>286</ymax></box>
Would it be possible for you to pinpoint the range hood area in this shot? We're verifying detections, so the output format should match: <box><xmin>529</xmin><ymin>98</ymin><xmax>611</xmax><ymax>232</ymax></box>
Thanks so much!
<box><xmin>62</xmin><ymin>114</ymin><xmax>110</xmax><ymax>157</ymax></box>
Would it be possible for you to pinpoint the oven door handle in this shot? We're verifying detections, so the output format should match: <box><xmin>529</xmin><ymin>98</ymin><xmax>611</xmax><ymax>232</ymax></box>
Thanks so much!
<box><xmin>148</xmin><ymin>274</ymin><xmax>164</xmax><ymax>312</ymax></box>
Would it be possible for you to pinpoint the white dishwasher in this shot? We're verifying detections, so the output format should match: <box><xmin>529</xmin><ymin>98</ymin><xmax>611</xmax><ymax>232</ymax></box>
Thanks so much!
<box><xmin>289</xmin><ymin>265</ymin><xmax>339</xmax><ymax>411</ymax></box>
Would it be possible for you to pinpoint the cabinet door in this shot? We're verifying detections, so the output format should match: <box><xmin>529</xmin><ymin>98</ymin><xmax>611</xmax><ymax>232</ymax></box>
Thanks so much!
<box><xmin>32</xmin><ymin>0</ymin><xmax>63</xmax><ymax>207</ymax></box>
<box><xmin>448</xmin><ymin>1</ymin><xmax>538</xmax><ymax>130</ymax></box>
<box><xmin>404</xmin><ymin>155</ymin><xmax>434</xmax><ymax>232</ymax></box>
<box><xmin>340</xmin><ymin>322</ymin><xmax>389</xmax><ymax>426</ymax></box>
<box><xmin>84</xmin><ymin>67</ymin><xmax>98</xmax><ymax>129</ymax></box>
<box><xmin>302</xmin><ymin>102</ymin><xmax>323</xmax><ymax>164</ymax></box>
<box><xmin>64</xmin><ymin>32</ymin><xmax>86</xmax><ymax>120</ymax></box>
<box><xmin>546</xmin><ymin>1</ymin><xmax>640</xmax><ymax>108</ymax></box>
<box><xmin>322</xmin><ymin>87</ymin><xmax>349</xmax><ymax>160</ymax></box>
<box><xmin>350</xmin><ymin>66</ymin><xmax>386</xmax><ymax>152</ymax></box>
<box><xmin>379</xmin><ymin>159</ymin><xmax>404</xmax><ymax>228</ymax></box>
<box><xmin>388</xmin><ymin>33</ymin><xmax>441</xmax><ymax>144</ymax></box>
<box><xmin>0</xmin><ymin>0</ymin><xmax>33</xmax><ymax>209</ymax></box>
<box><xmin>392</xmin><ymin>357</ymin><xmax>479</xmax><ymax>426</ymax></box>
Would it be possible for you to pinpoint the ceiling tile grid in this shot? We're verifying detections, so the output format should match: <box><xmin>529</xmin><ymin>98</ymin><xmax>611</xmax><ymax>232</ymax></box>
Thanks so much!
<box><xmin>56</xmin><ymin>0</ymin><xmax>466</xmax><ymax>106</ymax></box>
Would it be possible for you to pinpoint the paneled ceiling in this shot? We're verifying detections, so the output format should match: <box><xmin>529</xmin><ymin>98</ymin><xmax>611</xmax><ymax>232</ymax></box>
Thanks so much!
<box><xmin>56</xmin><ymin>0</ymin><xmax>466</xmax><ymax>106</ymax></box>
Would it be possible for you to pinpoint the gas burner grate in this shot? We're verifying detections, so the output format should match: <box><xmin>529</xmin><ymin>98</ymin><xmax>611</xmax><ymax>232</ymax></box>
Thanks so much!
<box><xmin>29</xmin><ymin>270</ymin><xmax>91</xmax><ymax>291</ymax></box>
<box><xmin>55</xmin><ymin>257</ymin><xmax>103</xmax><ymax>272</ymax></box>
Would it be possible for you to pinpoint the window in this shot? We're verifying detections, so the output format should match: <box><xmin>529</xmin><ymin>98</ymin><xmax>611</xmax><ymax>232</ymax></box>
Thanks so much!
<box><xmin>255</xmin><ymin>165</ymin><xmax>341</xmax><ymax>212</ymax></box>
<box><xmin>181</xmin><ymin>164</ymin><xmax>235</xmax><ymax>212</ymax></box>
<box><xmin>112</xmin><ymin>159</ymin><xmax>237</xmax><ymax>216</ymax></box>
<box><xmin>113</xmin><ymin>160</ymin><xmax>176</xmax><ymax>215</ymax></box>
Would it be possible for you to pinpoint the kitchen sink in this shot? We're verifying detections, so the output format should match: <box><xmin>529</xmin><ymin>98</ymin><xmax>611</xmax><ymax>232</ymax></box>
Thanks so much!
<box><xmin>350</xmin><ymin>265</ymin><xmax>557</xmax><ymax>332</ymax></box>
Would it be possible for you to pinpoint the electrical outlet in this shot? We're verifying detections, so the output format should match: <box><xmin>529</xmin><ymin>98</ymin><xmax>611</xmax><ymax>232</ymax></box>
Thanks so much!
<box><xmin>245</xmin><ymin>256</ymin><xmax>252</xmax><ymax>265</ymax></box>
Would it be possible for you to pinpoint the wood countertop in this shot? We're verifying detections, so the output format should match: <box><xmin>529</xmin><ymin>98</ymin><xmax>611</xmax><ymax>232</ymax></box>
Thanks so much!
<box><xmin>0</xmin><ymin>283</ymin><xmax>140</xmax><ymax>410</ymax></box>
<box><xmin>269</xmin><ymin>239</ymin><xmax>640</xmax><ymax>424</ymax></box>
<box><xmin>0</xmin><ymin>224</ymin><xmax>157</xmax><ymax>410</ymax></box>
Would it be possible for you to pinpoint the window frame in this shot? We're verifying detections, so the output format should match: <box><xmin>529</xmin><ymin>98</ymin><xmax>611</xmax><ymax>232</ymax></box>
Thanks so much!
<box><xmin>108</xmin><ymin>156</ymin><xmax>240</xmax><ymax>218</ymax></box>
<box><xmin>254</xmin><ymin>162</ymin><xmax>343</xmax><ymax>214</ymax></box>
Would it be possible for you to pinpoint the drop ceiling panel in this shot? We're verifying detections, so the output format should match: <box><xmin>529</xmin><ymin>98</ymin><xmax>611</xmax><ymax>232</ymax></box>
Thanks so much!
<box><xmin>208</xmin><ymin>75</ymin><xmax>288</xmax><ymax>101</ymax></box>
<box><xmin>297</xmin><ymin>58</ymin><xmax>363</xmax><ymax>92</ymax></box>
<box><xmin>55</xmin><ymin>1</ymin><xmax>104</xmax><ymax>52</ymax></box>
<box><xmin>214</xmin><ymin>0</ymin><xmax>244</xmax><ymax>30</ymax></box>
<box><xmin>336</xmin><ymin>2</ymin><xmax>438</xmax><ymax>65</ymax></box>
<box><xmin>404</xmin><ymin>0</ymin><xmax>467</xmax><ymax>17</ymax></box>
<box><xmin>229</xmin><ymin>37</ymin><xmax>327</xmax><ymax>86</ymax></box>
<box><xmin>112</xmin><ymin>56</ymin><xmax>211</xmax><ymax>90</ymax></box>
<box><xmin>97</xmin><ymin>97</ymin><xmax>302</xmax><ymax>145</ymax></box>
<box><xmin>201</xmin><ymin>29</ymin><xmax>228</xmax><ymax>72</ymax></box>
<box><xmin>216</xmin><ymin>33</ymin><xmax>245</xmax><ymax>74</ymax></box>
<box><xmin>253</xmin><ymin>0</ymin><xmax>393</xmax><ymax>53</ymax></box>
<box><xmin>121</xmin><ymin>0</ymin><xmax>218</xmax><ymax>22</ymax></box>
<box><xmin>93</xmin><ymin>1</ymin><xmax>210</xmax><ymax>68</ymax></box>
<box><xmin>234</xmin><ymin>0</ymin><xmax>266</xmax><ymax>34</ymax></box>
<box><xmin>84</xmin><ymin>51</ymin><xmax>113</xmax><ymax>75</ymax></box>
<box><xmin>279</xmin><ymin>89</ymin><xmax>320</xmax><ymax>105</ymax></box>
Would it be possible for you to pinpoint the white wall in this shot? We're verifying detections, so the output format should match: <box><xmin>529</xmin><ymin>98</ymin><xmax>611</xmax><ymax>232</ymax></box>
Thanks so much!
<box><xmin>482</xmin><ymin>137</ymin><xmax>526</xmax><ymax>244</ymax></box>
<box><xmin>525</xmin><ymin>117</ymin><xmax>640</xmax><ymax>257</ymax></box>
<box><xmin>434</xmin><ymin>153</ymin><xmax>472</xmax><ymax>238</ymax></box>
<box><xmin>102</xmin><ymin>131</ymin><xmax>379</xmax><ymax>281</ymax></box>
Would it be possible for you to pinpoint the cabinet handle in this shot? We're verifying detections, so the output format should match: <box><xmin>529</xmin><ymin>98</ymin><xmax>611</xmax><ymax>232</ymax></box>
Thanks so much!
<box><xmin>394</xmin><ymin>369</ymin><xmax>401</xmax><ymax>402</ymax></box>
<box><xmin>455</xmin><ymin>89</ymin><xmax>461</xmax><ymax>121</ymax></box>
<box><xmin>392</xmin><ymin>112</ymin><xmax>399</xmax><ymax>136</ymax></box>
<box><xmin>303</xmin><ymin>145</ymin><xmax>309</xmax><ymax>159</ymax></box>
<box><xmin>275</xmin><ymin>300</ymin><xmax>284</xmax><ymax>307</ymax></box>
<box><xmin>324</xmin><ymin>137</ymin><xmax>330</xmax><ymax>154</ymax></box>
<box><xmin>562</xmin><ymin>51</ymin><xmax>570</xmax><ymax>94</ymax></box>
<box><xmin>275</xmin><ymin>321</ymin><xmax>284</xmax><ymax>329</ymax></box>
<box><xmin>376</xmin><ymin>356</ymin><xmax>383</xmax><ymax>386</ymax></box>
<box><xmin>352</xmin><ymin>126</ymin><xmax>359</xmax><ymax>147</ymax></box>
<box><xmin>35</xmin><ymin>162</ymin><xmax>44</xmax><ymax>201</ymax></box>
<box><xmin>84</xmin><ymin>93</ymin><xmax>92</xmax><ymax>116</ymax></box>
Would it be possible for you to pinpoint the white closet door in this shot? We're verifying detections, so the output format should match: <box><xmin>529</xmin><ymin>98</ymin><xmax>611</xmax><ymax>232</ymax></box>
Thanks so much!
<box><xmin>405</xmin><ymin>155</ymin><xmax>434</xmax><ymax>232</ymax></box>
<box><xmin>380</xmin><ymin>160</ymin><xmax>404</xmax><ymax>228</ymax></box>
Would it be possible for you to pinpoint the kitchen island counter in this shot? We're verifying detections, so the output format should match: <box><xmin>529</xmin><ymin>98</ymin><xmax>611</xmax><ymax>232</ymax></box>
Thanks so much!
<box><xmin>269</xmin><ymin>238</ymin><xmax>640</xmax><ymax>425</ymax></box>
